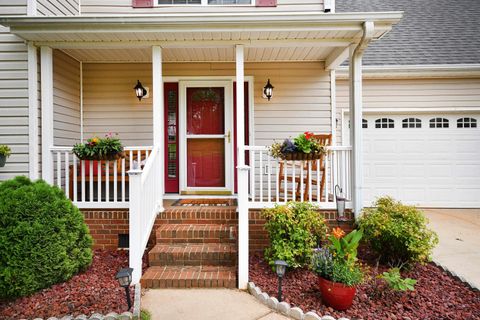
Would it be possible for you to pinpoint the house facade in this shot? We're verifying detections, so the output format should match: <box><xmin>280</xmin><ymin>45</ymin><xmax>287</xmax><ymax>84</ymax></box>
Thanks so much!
<box><xmin>4</xmin><ymin>0</ymin><xmax>478</xmax><ymax>290</ymax></box>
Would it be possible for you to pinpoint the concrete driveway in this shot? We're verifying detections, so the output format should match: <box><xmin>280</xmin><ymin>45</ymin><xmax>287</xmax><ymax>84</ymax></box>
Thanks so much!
<box><xmin>423</xmin><ymin>208</ymin><xmax>480</xmax><ymax>289</ymax></box>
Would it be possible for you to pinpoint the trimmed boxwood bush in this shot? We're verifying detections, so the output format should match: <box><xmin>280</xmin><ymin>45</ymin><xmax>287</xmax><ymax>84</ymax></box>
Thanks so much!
<box><xmin>0</xmin><ymin>176</ymin><xmax>93</xmax><ymax>299</ymax></box>
<box><xmin>263</xmin><ymin>202</ymin><xmax>328</xmax><ymax>269</ymax></box>
<box><xmin>358</xmin><ymin>196</ymin><xmax>438</xmax><ymax>268</ymax></box>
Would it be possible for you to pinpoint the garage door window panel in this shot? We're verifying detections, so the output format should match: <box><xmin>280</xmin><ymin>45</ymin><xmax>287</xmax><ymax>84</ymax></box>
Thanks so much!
<box><xmin>429</xmin><ymin>118</ymin><xmax>449</xmax><ymax>128</ymax></box>
<box><xmin>375</xmin><ymin>118</ymin><xmax>394</xmax><ymax>129</ymax></box>
<box><xmin>402</xmin><ymin>118</ymin><xmax>422</xmax><ymax>128</ymax></box>
<box><xmin>362</xmin><ymin>119</ymin><xmax>368</xmax><ymax>129</ymax></box>
<box><xmin>457</xmin><ymin>117</ymin><xmax>477</xmax><ymax>128</ymax></box>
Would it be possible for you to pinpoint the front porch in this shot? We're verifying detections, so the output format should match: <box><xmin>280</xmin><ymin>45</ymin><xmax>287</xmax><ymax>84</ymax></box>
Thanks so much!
<box><xmin>1</xmin><ymin>11</ymin><xmax>402</xmax><ymax>289</ymax></box>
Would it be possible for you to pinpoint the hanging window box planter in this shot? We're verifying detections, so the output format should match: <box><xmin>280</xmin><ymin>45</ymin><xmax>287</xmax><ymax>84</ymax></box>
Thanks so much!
<box><xmin>73</xmin><ymin>134</ymin><xmax>125</xmax><ymax>161</ymax></box>
<box><xmin>269</xmin><ymin>132</ymin><xmax>326</xmax><ymax>161</ymax></box>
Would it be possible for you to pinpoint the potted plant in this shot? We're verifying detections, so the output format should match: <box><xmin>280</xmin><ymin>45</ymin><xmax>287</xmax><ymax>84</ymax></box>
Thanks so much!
<box><xmin>0</xmin><ymin>145</ymin><xmax>11</xmax><ymax>167</ymax></box>
<box><xmin>72</xmin><ymin>133</ymin><xmax>125</xmax><ymax>161</ymax></box>
<box><xmin>269</xmin><ymin>132</ymin><xmax>325</xmax><ymax>160</ymax></box>
<box><xmin>311</xmin><ymin>227</ymin><xmax>364</xmax><ymax>310</ymax></box>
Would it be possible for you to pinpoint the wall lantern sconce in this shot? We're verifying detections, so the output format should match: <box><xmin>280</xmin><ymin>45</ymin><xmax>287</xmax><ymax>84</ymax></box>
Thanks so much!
<box><xmin>116</xmin><ymin>267</ymin><xmax>133</xmax><ymax>310</ymax></box>
<box><xmin>335</xmin><ymin>185</ymin><xmax>347</xmax><ymax>221</ymax></box>
<box><xmin>134</xmin><ymin>80</ymin><xmax>147</xmax><ymax>101</ymax></box>
<box><xmin>274</xmin><ymin>260</ymin><xmax>288</xmax><ymax>302</ymax></box>
<box><xmin>263</xmin><ymin>79</ymin><xmax>274</xmax><ymax>101</ymax></box>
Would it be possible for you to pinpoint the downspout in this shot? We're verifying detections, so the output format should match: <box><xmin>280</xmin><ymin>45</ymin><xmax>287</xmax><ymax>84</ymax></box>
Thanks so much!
<box><xmin>349</xmin><ymin>21</ymin><xmax>374</xmax><ymax>220</ymax></box>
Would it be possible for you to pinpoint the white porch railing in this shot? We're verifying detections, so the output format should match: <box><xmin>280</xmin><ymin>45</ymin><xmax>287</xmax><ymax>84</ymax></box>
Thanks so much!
<box><xmin>128</xmin><ymin>146</ymin><xmax>164</xmax><ymax>284</ymax></box>
<box><xmin>50</xmin><ymin>146</ymin><xmax>153</xmax><ymax>208</ymax></box>
<box><xmin>244</xmin><ymin>145</ymin><xmax>353</xmax><ymax>209</ymax></box>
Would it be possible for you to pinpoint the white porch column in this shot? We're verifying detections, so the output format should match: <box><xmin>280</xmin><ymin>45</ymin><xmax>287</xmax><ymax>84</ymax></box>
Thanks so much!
<box><xmin>40</xmin><ymin>46</ymin><xmax>54</xmax><ymax>184</ymax></box>
<box><xmin>236</xmin><ymin>44</ymin><xmax>249</xmax><ymax>289</ymax></box>
<box><xmin>28</xmin><ymin>43</ymin><xmax>39</xmax><ymax>180</ymax></box>
<box><xmin>349</xmin><ymin>22</ymin><xmax>374</xmax><ymax>219</ymax></box>
<box><xmin>152</xmin><ymin>46</ymin><xmax>165</xmax><ymax>211</ymax></box>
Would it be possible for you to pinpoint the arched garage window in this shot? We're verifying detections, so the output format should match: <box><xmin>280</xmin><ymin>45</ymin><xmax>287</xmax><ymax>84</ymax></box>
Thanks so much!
<box><xmin>375</xmin><ymin>118</ymin><xmax>394</xmax><ymax>128</ymax></box>
<box><xmin>429</xmin><ymin>118</ymin><xmax>449</xmax><ymax>128</ymax></box>
<box><xmin>402</xmin><ymin>118</ymin><xmax>422</xmax><ymax>128</ymax></box>
<box><xmin>457</xmin><ymin>117</ymin><xmax>477</xmax><ymax>128</ymax></box>
<box><xmin>362</xmin><ymin>119</ymin><xmax>368</xmax><ymax>129</ymax></box>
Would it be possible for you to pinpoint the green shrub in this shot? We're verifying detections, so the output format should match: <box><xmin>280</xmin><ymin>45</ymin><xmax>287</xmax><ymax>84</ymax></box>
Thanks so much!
<box><xmin>0</xmin><ymin>176</ymin><xmax>93</xmax><ymax>299</ymax></box>
<box><xmin>358</xmin><ymin>196</ymin><xmax>438</xmax><ymax>268</ymax></box>
<box><xmin>263</xmin><ymin>202</ymin><xmax>328</xmax><ymax>269</ymax></box>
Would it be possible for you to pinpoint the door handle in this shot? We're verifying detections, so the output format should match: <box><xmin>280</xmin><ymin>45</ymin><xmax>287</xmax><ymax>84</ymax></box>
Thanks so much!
<box><xmin>226</xmin><ymin>130</ymin><xmax>231</xmax><ymax>143</ymax></box>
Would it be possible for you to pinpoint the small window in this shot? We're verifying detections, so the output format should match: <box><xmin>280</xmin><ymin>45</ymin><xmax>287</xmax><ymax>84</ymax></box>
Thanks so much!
<box><xmin>362</xmin><ymin>119</ymin><xmax>368</xmax><ymax>129</ymax></box>
<box><xmin>375</xmin><ymin>118</ymin><xmax>394</xmax><ymax>129</ymax></box>
<box><xmin>159</xmin><ymin>0</ymin><xmax>201</xmax><ymax>4</ymax></box>
<box><xmin>208</xmin><ymin>0</ymin><xmax>252</xmax><ymax>3</ymax></box>
<box><xmin>457</xmin><ymin>117</ymin><xmax>477</xmax><ymax>128</ymax></box>
<box><xmin>429</xmin><ymin>118</ymin><xmax>449</xmax><ymax>128</ymax></box>
<box><xmin>402</xmin><ymin>118</ymin><xmax>422</xmax><ymax>128</ymax></box>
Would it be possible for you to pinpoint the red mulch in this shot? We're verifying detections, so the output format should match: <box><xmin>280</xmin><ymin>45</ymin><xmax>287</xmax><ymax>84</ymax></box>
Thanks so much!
<box><xmin>250</xmin><ymin>253</ymin><xmax>480</xmax><ymax>320</ymax></box>
<box><xmin>0</xmin><ymin>250</ymin><xmax>135</xmax><ymax>320</ymax></box>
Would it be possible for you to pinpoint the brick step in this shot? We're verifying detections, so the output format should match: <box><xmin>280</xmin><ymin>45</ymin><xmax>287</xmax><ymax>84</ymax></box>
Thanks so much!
<box><xmin>141</xmin><ymin>265</ymin><xmax>236</xmax><ymax>289</ymax></box>
<box><xmin>156</xmin><ymin>208</ymin><xmax>238</xmax><ymax>225</ymax></box>
<box><xmin>156</xmin><ymin>224</ymin><xmax>235</xmax><ymax>244</ymax></box>
<box><xmin>149</xmin><ymin>243</ymin><xmax>237</xmax><ymax>266</ymax></box>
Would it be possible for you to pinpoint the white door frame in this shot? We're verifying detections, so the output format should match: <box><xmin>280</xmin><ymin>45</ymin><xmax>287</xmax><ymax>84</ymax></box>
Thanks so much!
<box><xmin>179</xmin><ymin>80</ymin><xmax>234</xmax><ymax>194</ymax></box>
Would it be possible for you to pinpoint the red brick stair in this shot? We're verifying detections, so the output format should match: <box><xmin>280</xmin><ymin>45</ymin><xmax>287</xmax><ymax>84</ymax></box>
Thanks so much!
<box><xmin>148</xmin><ymin>243</ymin><xmax>236</xmax><ymax>266</ymax></box>
<box><xmin>142</xmin><ymin>265</ymin><xmax>236</xmax><ymax>289</ymax></box>
<box><xmin>141</xmin><ymin>206</ymin><xmax>237</xmax><ymax>288</ymax></box>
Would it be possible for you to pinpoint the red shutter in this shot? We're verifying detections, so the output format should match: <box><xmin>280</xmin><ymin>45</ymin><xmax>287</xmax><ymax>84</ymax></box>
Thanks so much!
<box><xmin>132</xmin><ymin>0</ymin><xmax>153</xmax><ymax>8</ymax></box>
<box><xmin>256</xmin><ymin>0</ymin><xmax>277</xmax><ymax>7</ymax></box>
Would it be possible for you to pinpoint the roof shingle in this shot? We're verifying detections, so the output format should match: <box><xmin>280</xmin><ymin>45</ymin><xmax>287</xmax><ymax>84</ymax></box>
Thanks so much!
<box><xmin>337</xmin><ymin>0</ymin><xmax>480</xmax><ymax>65</ymax></box>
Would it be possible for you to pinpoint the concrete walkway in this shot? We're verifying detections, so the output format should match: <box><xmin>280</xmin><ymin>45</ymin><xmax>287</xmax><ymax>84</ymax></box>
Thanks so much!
<box><xmin>142</xmin><ymin>289</ymin><xmax>290</xmax><ymax>320</ymax></box>
<box><xmin>423</xmin><ymin>208</ymin><xmax>480</xmax><ymax>289</ymax></box>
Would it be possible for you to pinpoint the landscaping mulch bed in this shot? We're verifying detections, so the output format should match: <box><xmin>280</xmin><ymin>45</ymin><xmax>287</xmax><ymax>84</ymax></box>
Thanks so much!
<box><xmin>0</xmin><ymin>250</ymin><xmax>135</xmax><ymax>320</ymax></box>
<box><xmin>250</xmin><ymin>252</ymin><xmax>480</xmax><ymax>320</ymax></box>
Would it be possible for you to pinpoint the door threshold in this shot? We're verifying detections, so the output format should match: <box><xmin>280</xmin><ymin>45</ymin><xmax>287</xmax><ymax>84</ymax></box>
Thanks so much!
<box><xmin>164</xmin><ymin>194</ymin><xmax>238</xmax><ymax>200</ymax></box>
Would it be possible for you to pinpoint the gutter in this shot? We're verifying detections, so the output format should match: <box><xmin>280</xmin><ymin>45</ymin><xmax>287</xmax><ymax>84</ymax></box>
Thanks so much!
<box><xmin>336</xmin><ymin>64</ymin><xmax>480</xmax><ymax>79</ymax></box>
<box><xmin>0</xmin><ymin>12</ymin><xmax>403</xmax><ymax>29</ymax></box>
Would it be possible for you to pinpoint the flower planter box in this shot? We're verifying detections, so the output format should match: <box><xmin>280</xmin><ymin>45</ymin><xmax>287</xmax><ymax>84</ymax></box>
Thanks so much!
<box><xmin>281</xmin><ymin>152</ymin><xmax>324</xmax><ymax>161</ymax></box>
<box><xmin>75</xmin><ymin>151</ymin><xmax>126</xmax><ymax>161</ymax></box>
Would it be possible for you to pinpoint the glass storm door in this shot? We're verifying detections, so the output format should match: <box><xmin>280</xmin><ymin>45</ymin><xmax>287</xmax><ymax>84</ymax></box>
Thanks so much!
<box><xmin>179</xmin><ymin>81</ymin><xmax>233</xmax><ymax>194</ymax></box>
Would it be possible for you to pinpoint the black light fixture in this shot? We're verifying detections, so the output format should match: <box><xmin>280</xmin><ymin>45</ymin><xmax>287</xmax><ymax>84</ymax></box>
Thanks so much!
<box><xmin>263</xmin><ymin>79</ymin><xmax>274</xmax><ymax>101</ymax></box>
<box><xmin>335</xmin><ymin>185</ymin><xmax>347</xmax><ymax>221</ymax></box>
<box><xmin>274</xmin><ymin>260</ymin><xmax>288</xmax><ymax>302</ymax></box>
<box><xmin>134</xmin><ymin>80</ymin><xmax>147</xmax><ymax>101</ymax></box>
<box><xmin>116</xmin><ymin>267</ymin><xmax>133</xmax><ymax>310</ymax></box>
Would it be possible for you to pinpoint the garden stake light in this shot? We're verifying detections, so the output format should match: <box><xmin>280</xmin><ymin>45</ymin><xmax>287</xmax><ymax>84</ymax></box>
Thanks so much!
<box><xmin>116</xmin><ymin>267</ymin><xmax>133</xmax><ymax>310</ymax></box>
<box><xmin>274</xmin><ymin>260</ymin><xmax>288</xmax><ymax>302</ymax></box>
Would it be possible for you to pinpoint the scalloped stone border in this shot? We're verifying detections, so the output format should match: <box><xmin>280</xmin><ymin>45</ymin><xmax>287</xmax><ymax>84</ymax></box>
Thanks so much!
<box><xmin>432</xmin><ymin>260</ymin><xmax>479</xmax><ymax>292</ymax></box>
<box><xmin>247</xmin><ymin>282</ymin><xmax>350</xmax><ymax>320</ymax></box>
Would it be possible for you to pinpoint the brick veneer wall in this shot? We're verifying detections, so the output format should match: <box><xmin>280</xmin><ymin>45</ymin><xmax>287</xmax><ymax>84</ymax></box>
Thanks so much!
<box><xmin>81</xmin><ymin>208</ymin><xmax>354</xmax><ymax>252</ymax></box>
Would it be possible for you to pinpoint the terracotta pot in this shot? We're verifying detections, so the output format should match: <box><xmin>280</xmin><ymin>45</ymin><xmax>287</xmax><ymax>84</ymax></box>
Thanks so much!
<box><xmin>318</xmin><ymin>277</ymin><xmax>356</xmax><ymax>311</ymax></box>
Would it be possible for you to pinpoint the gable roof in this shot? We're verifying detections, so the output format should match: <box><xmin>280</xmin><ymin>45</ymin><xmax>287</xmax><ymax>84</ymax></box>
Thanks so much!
<box><xmin>337</xmin><ymin>0</ymin><xmax>480</xmax><ymax>66</ymax></box>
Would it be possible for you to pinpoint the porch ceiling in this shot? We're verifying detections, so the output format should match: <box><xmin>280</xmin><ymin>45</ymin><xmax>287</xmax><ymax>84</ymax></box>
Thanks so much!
<box><xmin>1</xmin><ymin>12</ymin><xmax>403</xmax><ymax>63</ymax></box>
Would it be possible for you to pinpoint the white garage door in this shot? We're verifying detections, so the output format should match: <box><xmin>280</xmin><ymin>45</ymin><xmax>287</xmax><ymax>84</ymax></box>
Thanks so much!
<box><xmin>344</xmin><ymin>113</ymin><xmax>480</xmax><ymax>208</ymax></box>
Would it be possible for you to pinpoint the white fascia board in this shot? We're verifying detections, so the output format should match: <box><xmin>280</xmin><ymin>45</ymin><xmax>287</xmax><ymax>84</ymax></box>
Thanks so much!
<box><xmin>336</xmin><ymin>64</ymin><xmax>480</xmax><ymax>79</ymax></box>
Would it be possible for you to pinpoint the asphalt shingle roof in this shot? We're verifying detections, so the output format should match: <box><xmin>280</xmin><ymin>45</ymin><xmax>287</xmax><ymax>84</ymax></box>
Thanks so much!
<box><xmin>337</xmin><ymin>0</ymin><xmax>480</xmax><ymax>66</ymax></box>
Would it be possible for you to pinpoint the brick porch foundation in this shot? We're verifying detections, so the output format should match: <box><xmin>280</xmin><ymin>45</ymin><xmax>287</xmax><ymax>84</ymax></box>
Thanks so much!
<box><xmin>81</xmin><ymin>207</ymin><xmax>354</xmax><ymax>251</ymax></box>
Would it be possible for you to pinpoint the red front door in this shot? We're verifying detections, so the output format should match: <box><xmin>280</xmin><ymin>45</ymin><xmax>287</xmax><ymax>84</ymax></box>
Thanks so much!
<box><xmin>164</xmin><ymin>81</ymin><xmax>249</xmax><ymax>194</ymax></box>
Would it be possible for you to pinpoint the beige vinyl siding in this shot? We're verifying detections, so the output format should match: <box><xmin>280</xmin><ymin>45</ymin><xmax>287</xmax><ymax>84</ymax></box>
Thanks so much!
<box><xmin>0</xmin><ymin>0</ymin><xmax>27</xmax><ymax>15</ymax></box>
<box><xmin>0</xmin><ymin>1</ymin><xmax>28</xmax><ymax>181</ymax></box>
<box><xmin>335</xmin><ymin>78</ymin><xmax>480</xmax><ymax>145</ymax></box>
<box><xmin>53</xmin><ymin>50</ymin><xmax>80</xmax><ymax>147</ymax></box>
<box><xmin>37</xmin><ymin>0</ymin><xmax>79</xmax><ymax>16</ymax></box>
<box><xmin>82</xmin><ymin>62</ymin><xmax>331</xmax><ymax>147</ymax></box>
<box><xmin>81</xmin><ymin>0</ymin><xmax>324</xmax><ymax>15</ymax></box>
